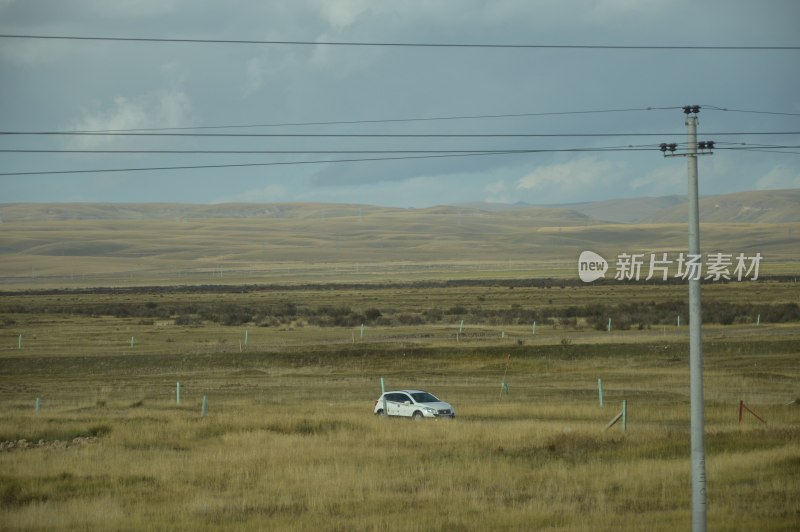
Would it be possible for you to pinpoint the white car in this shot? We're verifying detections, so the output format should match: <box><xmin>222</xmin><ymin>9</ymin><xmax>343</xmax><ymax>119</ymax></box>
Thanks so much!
<box><xmin>373</xmin><ymin>390</ymin><xmax>455</xmax><ymax>419</ymax></box>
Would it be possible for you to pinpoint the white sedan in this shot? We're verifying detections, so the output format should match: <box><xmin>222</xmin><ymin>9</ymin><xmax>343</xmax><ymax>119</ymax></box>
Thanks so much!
<box><xmin>374</xmin><ymin>390</ymin><xmax>455</xmax><ymax>419</ymax></box>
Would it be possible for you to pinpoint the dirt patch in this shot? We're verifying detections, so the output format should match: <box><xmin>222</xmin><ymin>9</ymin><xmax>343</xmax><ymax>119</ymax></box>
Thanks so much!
<box><xmin>0</xmin><ymin>436</ymin><xmax>98</xmax><ymax>452</ymax></box>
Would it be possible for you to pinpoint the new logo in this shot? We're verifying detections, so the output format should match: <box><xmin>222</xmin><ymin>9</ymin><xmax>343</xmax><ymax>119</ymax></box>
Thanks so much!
<box><xmin>578</xmin><ymin>250</ymin><xmax>608</xmax><ymax>283</ymax></box>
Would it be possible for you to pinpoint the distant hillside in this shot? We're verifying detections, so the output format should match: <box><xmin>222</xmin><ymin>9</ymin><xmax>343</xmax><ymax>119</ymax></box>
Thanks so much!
<box><xmin>642</xmin><ymin>189</ymin><xmax>800</xmax><ymax>224</ymax></box>
<box><xmin>1</xmin><ymin>190</ymin><xmax>798</xmax><ymax>288</ymax></box>
<box><xmin>461</xmin><ymin>189</ymin><xmax>800</xmax><ymax>224</ymax></box>
<box><xmin>555</xmin><ymin>196</ymin><xmax>686</xmax><ymax>223</ymax></box>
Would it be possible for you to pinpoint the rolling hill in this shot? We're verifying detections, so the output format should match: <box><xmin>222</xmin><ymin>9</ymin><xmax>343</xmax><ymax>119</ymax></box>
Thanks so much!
<box><xmin>1</xmin><ymin>189</ymin><xmax>798</xmax><ymax>288</ymax></box>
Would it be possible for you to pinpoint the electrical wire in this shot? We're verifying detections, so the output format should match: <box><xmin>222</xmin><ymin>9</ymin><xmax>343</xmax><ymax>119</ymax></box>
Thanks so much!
<box><xmin>0</xmin><ymin>146</ymin><xmax>660</xmax><ymax>177</ymax></box>
<box><xmin>722</xmin><ymin>148</ymin><xmax>800</xmax><ymax>155</ymax></box>
<box><xmin>701</xmin><ymin>105</ymin><xmax>800</xmax><ymax>117</ymax></box>
<box><xmin>2</xmin><ymin>131</ymin><xmax>798</xmax><ymax>138</ymax></box>
<box><xmin>56</xmin><ymin>107</ymin><xmax>682</xmax><ymax>133</ymax></box>
<box><xmin>0</xmin><ymin>144</ymin><xmax>664</xmax><ymax>155</ymax></box>
<box><xmin>7</xmin><ymin>105</ymin><xmax>792</xmax><ymax>135</ymax></box>
<box><xmin>1</xmin><ymin>34</ymin><xmax>799</xmax><ymax>50</ymax></box>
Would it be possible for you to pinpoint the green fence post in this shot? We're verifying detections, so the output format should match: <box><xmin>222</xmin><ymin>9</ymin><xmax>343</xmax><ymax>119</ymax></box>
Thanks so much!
<box><xmin>202</xmin><ymin>395</ymin><xmax>207</xmax><ymax>417</ymax></box>
<box><xmin>176</xmin><ymin>382</ymin><xmax>181</xmax><ymax>405</ymax></box>
<box><xmin>35</xmin><ymin>397</ymin><xmax>40</xmax><ymax>416</ymax></box>
<box><xmin>621</xmin><ymin>400</ymin><xmax>627</xmax><ymax>433</ymax></box>
<box><xmin>598</xmin><ymin>379</ymin><xmax>604</xmax><ymax>408</ymax></box>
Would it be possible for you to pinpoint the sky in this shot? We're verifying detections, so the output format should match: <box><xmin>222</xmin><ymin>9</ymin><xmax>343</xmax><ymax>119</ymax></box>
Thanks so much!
<box><xmin>1</xmin><ymin>0</ymin><xmax>798</xmax><ymax>208</ymax></box>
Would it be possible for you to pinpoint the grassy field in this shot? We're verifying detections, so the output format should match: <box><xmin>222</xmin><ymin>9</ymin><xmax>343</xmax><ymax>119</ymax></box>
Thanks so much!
<box><xmin>1</xmin><ymin>280</ymin><xmax>799</xmax><ymax>530</ymax></box>
<box><xmin>2</xmin><ymin>201</ymin><xmax>799</xmax><ymax>288</ymax></box>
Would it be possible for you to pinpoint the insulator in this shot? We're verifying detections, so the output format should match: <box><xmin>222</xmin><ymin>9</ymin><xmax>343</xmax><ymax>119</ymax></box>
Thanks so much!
<box><xmin>692</xmin><ymin>105</ymin><xmax>700</xmax><ymax>114</ymax></box>
<box><xmin>669</xmin><ymin>143</ymin><xmax>678</xmax><ymax>152</ymax></box>
<box><xmin>683</xmin><ymin>106</ymin><xmax>692</xmax><ymax>114</ymax></box>
<box><xmin>707</xmin><ymin>141</ymin><xmax>715</xmax><ymax>150</ymax></box>
<box><xmin>698</xmin><ymin>141</ymin><xmax>707</xmax><ymax>150</ymax></box>
<box><xmin>659</xmin><ymin>143</ymin><xmax>668</xmax><ymax>152</ymax></box>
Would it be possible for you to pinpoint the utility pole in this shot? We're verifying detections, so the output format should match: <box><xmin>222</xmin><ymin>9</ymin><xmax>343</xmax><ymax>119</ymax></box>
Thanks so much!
<box><xmin>660</xmin><ymin>105</ymin><xmax>714</xmax><ymax>532</ymax></box>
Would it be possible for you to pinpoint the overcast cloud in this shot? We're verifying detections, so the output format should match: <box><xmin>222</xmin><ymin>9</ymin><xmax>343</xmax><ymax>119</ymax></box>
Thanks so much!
<box><xmin>1</xmin><ymin>0</ymin><xmax>798</xmax><ymax>207</ymax></box>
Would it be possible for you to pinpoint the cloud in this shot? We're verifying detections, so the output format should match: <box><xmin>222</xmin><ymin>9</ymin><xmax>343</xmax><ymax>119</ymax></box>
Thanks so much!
<box><xmin>310</xmin><ymin>0</ymin><xmax>372</xmax><ymax>30</ymax></box>
<box><xmin>516</xmin><ymin>156</ymin><xmax>626</xmax><ymax>202</ymax></box>
<box><xmin>629</xmin><ymin>163</ymin><xmax>684</xmax><ymax>195</ymax></box>
<box><xmin>485</xmin><ymin>179</ymin><xmax>512</xmax><ymax>203</ymax></box>
<box><xmin>755</xmin><ymin>164</ymin><xmax>800</xmax><ymax>190</ymax></box>
<box><xmin>83</xmin><ymin>0</ymin><xmax>187</xmax><ymax>18</ymax></box>
<box><xmin>65</xmin><ymin>90</ymin><xmax>192</xmax><ymax>149</ymax></box>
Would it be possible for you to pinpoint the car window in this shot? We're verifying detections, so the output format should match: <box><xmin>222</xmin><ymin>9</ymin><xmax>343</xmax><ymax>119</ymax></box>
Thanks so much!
<box><xmin>411</xmin><ymin>392</ymin><xmax>439</xmax><ymax>403</ymax></box>
<box><xmin>386</xmin><ymin>393</ymin><xmax>406</xmax><ymax>403</ymax></box>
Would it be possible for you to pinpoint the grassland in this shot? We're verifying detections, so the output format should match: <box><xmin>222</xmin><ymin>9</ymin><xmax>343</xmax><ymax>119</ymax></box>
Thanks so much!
<box><xmin>2</xmin><ymin>200</ymin><xmax>799</xmax><ymax>289</ymax></box>
<box><xmin>1</xmin><ymin>279</ymin><xmax>799</xmax><ymax>531</ymax></box>
<box><xmin>1</xmin><ymin>197</ymin><xmax>798</xmax><ymax>529</ymax></box>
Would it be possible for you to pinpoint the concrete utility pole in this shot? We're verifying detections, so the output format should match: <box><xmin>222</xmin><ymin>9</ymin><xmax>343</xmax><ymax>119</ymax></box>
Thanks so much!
<box><xmin>660</xmin><ymin>105</ymin><xmax>714</xmax><ymax>532</ymax></box>
<box><xmin>685</xmin><ymin>109</ymin><xmax>706</xmax><ymax>532</ymax></box>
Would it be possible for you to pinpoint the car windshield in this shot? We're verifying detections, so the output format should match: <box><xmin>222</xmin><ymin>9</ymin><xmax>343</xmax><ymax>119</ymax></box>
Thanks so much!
<box><xmin>410</xmin><ymin>392</ymin><xmax>439</xmax><ymax>403</ymax></box>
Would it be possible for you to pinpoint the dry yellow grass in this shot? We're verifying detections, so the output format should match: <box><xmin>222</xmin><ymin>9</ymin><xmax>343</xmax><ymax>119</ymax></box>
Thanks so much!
<box><xmin>1</xmin><ymin>325</ymin><xmax>799</xmax><ymax>531</ymax></box>
<box><xmin>1</xmin><ymin>397</ymin><xmax>797</xmax><ymax>531</ymax></box>
<box><xmin>0</xmin><ymin>276</ymin><xmax>798</xmax><ymax>530</ymax></box>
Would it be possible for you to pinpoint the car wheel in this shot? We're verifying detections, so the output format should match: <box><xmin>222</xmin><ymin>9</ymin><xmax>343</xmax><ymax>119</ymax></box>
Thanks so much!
<box><xmin>376</xmin><ymin>409</ymin><xmax>386</xmax><ymax>416</ymax></box>
<box><xmin>412</xmin><ymin>411</ymin><xmax>424</xmax><ymax>420</ymax></box>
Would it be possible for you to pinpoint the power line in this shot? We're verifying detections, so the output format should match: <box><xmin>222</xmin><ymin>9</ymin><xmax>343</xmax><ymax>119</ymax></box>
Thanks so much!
<box><xmin>58</xmin><ymin>107</ymin><xmax>682</xmax><ymax>133</ymax></box>
<box><xmin>1</xmin><ymin>34</ymin><xmax>799</xmax><ymax>50</ymax></box>
<box><xmin>0</xmin><ymin>152</ymin><xmax>532</xmax><ymax>176</ymax></box>
<box><xmin>0</xmin><ymin>145</ymin><xmax>660</xmax><ymax>155</ymax></box>
<box><xmin>0</xmin><ymin>147</ymin><xmax>659</xmax><ymax>177</ymax></box>
<box><xmin>46</xmin><ymin>105</ymin><xmax>796</xmax><ymax>134</ymax></box>
<box><xmin>2</xmin><ymin>130</ymin><xmax>798</xmax><ymax>138</ymax></box>
<box><xmin>723</xmin><ymin>148</ymin><xmax>800</xmax><ymax>155</ymax></box>
<box><xmin>718</xmin><ymin>146</ymin><xmax>800</xmax><ymax>155</ymax></box>
<box><xmin>702</xmin><ymin>105</ymin><xmax>800</xmax><ymax>117</ymax></box>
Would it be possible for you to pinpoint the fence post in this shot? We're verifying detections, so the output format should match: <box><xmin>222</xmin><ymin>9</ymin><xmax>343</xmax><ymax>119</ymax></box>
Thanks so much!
<box><xmin>739</xmin><ymin>400</ymin><xmax>767</xmax><ymax>425</ymax></box>
<box><xmin>176</xmin><ymin>382</ymin><xmax>181</xmax><ymax>405</ymax></box>
<box><xmin>201</xmin><ymin>395</ymin><xmax>207</xmax><ymax>417</ymax></box>
<box><xmin>35</xmin><ymin>397</ymin><xmax>40</xmax><ymax>416</ymax></box>
<box><xmin>622</xmin><ymin>400</ymin><xmax>627</xmax><ymax>433</ymax></box>
<box><xmin>598</xmin><ymin>379</ymin><xmax>604</xmax><ymax>408</ymax></box>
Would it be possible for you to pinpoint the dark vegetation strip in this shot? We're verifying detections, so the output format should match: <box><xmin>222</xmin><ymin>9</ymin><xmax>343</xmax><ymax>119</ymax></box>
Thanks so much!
<box><xmin>2</xmin><ymin>274</ymin><xmax>799</xmax><ymax>297</ymax></box>
<box><xmin>2</xmin><ymin>298</ymin><xmax>798</xmax><ymax>328</ymax></box>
